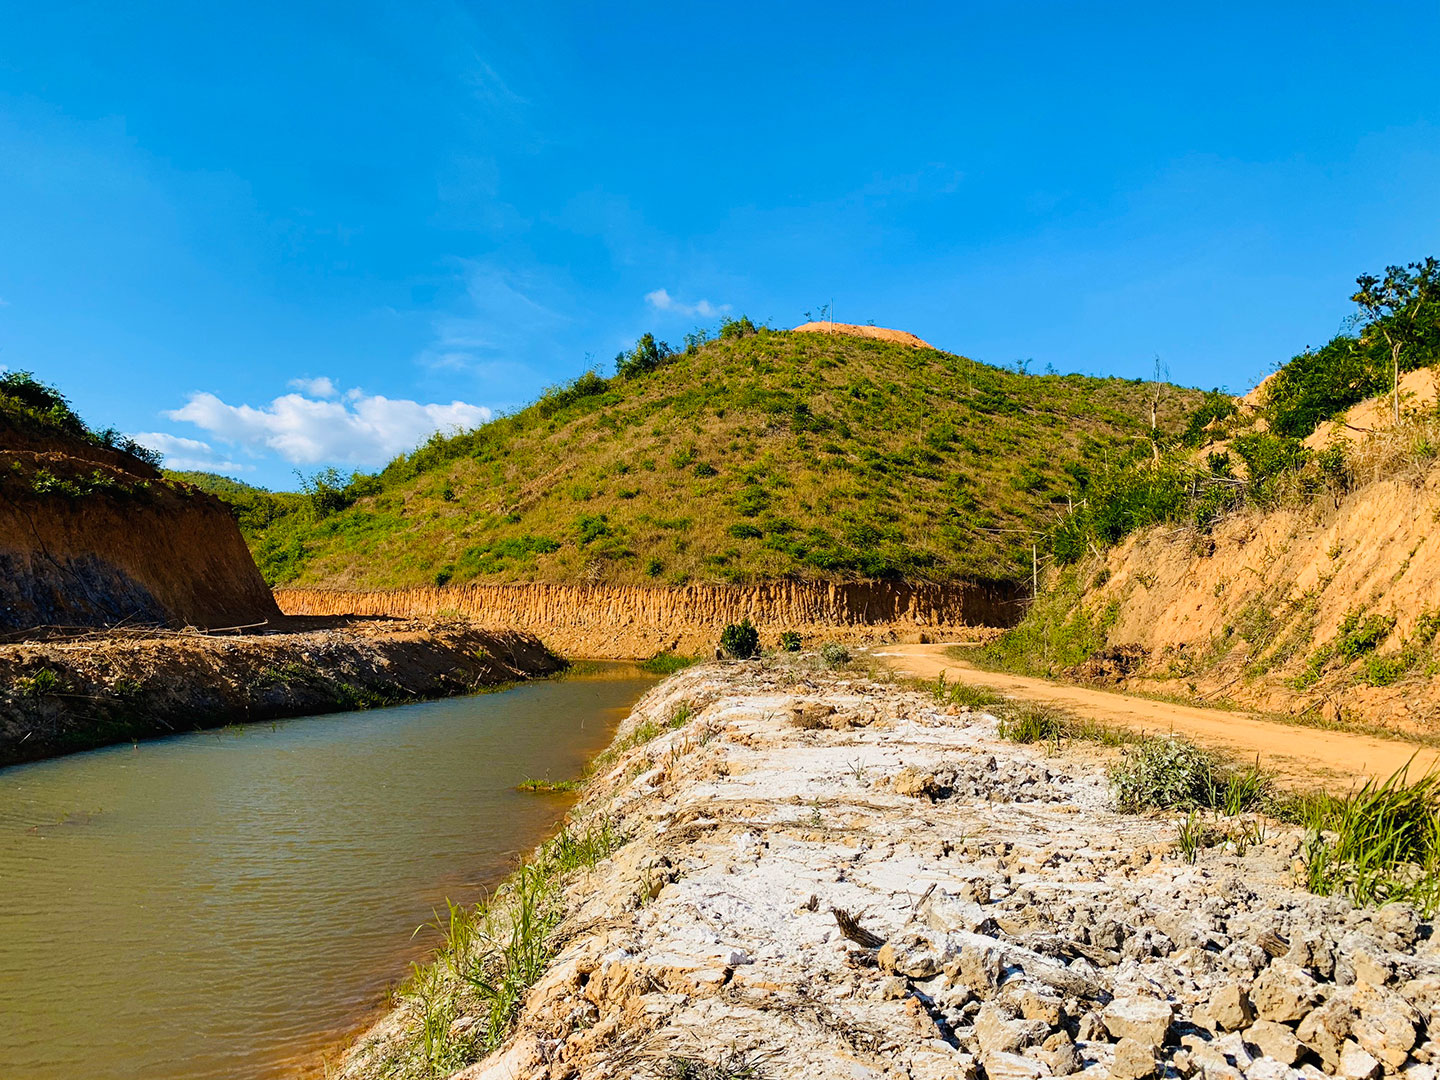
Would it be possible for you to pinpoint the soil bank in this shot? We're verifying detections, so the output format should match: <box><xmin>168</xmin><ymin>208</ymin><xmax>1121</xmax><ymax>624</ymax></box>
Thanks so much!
<box><xmin>274</xmin><ymin>580</ymin><xmax>1020</xmax><ymax>658</ymax></box>
<box><xmin>0</xmin><ymin>619</ymin><xmax>561</xmax><ymax>767</ymax></box>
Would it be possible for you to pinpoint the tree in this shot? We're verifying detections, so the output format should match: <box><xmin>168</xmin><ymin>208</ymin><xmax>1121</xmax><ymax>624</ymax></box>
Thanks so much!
<box><xmin>1351</xmin><ymin>258</ymin><xmax>1440</xmax><ymax>423</ymax></box>
<box><xmin>614</xmin><ymin>333</ymin><xmax>673</xmax><ymax>379</ymax></box>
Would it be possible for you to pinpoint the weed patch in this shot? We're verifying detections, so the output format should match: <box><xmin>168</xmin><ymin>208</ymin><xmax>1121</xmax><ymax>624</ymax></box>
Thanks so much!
<box><xmin>1295</xmin><ymin>763</ymin><xmax>1440</xmax><ymax>916</ymax></box>
<box><xmin>639</xmin><ymin>653</ymin><xmax>699</xmax><ymax>675</ymax></box>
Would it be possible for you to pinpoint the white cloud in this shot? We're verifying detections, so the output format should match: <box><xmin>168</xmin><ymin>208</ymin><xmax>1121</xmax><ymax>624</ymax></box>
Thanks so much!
<box><xmin>645</xmin><ymin>288</ymin><xmax>730</xmax><ymax>319</ymax></box>
<box><xmin>165</xmin><ymin>386</ymin><xmax>492</xmax><ymax>466</ymax></box>
<box><xmin>287</xmin><ymin>376</ymin><xmax>338</xmax><ymax>398</ymax></box>
<box><xmin>128</xmin><ymin>431</ymin><xmax>254</xmax><ymax>473</ymax></box>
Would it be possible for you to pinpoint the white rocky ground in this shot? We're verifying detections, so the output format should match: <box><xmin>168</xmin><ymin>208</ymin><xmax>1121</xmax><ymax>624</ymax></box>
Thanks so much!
<box><xmin>454</xmin><ymin>659</ymin><xmax>1440</xmax><ymax>1080</ymax></box>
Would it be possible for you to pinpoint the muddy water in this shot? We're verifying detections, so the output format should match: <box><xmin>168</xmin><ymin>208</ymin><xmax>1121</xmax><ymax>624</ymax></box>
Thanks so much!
<box><xmin>0</xmin><ymin>664</ymin><xmax>655</xmax><ymax>1080</ymax></box>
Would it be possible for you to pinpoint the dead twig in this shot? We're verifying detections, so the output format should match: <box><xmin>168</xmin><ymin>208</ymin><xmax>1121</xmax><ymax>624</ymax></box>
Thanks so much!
<box><xmin>831</xmin><ymin>907</ymin><xmax>885</xmax><ymax>949</ymax></box>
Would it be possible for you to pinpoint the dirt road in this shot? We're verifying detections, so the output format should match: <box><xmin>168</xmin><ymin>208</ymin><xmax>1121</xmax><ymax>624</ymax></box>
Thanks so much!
<box><xmin>876</xmin><ymin>643</ymin><xmax>1439</xmax><ymax>788</ymax></box>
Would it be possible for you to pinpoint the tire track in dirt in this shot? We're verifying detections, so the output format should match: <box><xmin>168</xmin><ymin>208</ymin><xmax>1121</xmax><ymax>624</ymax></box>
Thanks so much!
<box><xmin>877</xmin><ymin>643</ymin><xmax>1440</xmax><ymax>788</ymax></box>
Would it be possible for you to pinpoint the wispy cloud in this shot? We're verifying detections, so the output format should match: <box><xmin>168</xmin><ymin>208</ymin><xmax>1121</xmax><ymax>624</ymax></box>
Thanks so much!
<box><xmin>128</xmin><ymin>431</ymin><xmax>254</xmax><ymax>473</ymax></box>
<box><xmin>414</xmin><ymin>262</ymin><xmax>569</xmax><ymax>386</ymax></box>
<box><xmin>164</xmin><ymin>384</ymin><xmax>491</xmax><ymax>467</ymax></box>
<box><xmin>645</xmin><ymin>288</ymin><xmax>730</xmax><ymax>319</ymax></box>
<box><xmin>287</xmin><ymin>376</ymin><xmax>338</xmax><ymax>398</ymax></box>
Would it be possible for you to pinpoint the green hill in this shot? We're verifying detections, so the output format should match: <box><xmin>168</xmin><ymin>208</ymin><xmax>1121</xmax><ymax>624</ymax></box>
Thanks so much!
<box><xmin>200</xmin><ymin>327</ymin><xmax>1204</xmax><ymax>590</ymax></box>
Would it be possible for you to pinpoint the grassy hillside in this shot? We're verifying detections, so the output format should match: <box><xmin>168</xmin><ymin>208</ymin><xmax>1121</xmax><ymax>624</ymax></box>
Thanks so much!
<box><xmin>196</xmin><ymin>327</ymin><xmax>1203</xmax><ymax>590</ymax></box>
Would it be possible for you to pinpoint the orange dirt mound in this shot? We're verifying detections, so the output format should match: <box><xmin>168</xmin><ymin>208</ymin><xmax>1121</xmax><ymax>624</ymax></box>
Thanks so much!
<box><xmin>790</xmin><ymin>321</ymin><xmax>936</xmax><ymax>349</ymax></box>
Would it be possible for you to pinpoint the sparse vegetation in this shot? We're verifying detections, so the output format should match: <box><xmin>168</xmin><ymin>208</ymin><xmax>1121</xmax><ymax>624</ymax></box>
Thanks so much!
<box><xmin>515</xmin><ymin>777</ymin><xmax>581</xmax><ymax>793</ymax></box>
<box><xmin>387</xmin><ymin>816</ymin><xmax>624</xmax><ymax>1077</ymax></box>
<box><xmin>1295</xmin><ymin>762</ymin><xmax>1440</xmax><ymax>916</ymax></box>
<box><xmin>638</xmin><ymin>653</ymin><xmax>700</xmax><ymax>675</ymax></box>
<box><xmin>184</xmin><ymin>329</ymin><xmax>1198</xmax><ymax>587</ymax></box>
<box><xmin>0</xmin><ymin>370</ymin><xmax>161</xmax><ymax>466</ymax></box>
<box><xmin>818</xmin><ymin>642</ymin><xmax>851</xmax><ymax>668</ymax></box>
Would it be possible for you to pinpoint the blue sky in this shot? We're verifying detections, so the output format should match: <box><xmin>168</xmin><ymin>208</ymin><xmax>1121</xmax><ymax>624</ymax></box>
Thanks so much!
<box><xmin>2</xmin><ymin>2</ymin><xmax>1438</xmax><ymax>488</ymax></box>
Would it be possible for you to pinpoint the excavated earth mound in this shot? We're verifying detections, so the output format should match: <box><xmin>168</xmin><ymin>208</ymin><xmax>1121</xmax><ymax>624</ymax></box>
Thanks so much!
<box><xmin>338</xmin><ymin>661</ymin><xmax>1440</xmax><ymax>1080</ymax></box>
<box><xmin>0</xmin><ymin>619</ymin><xmax>560</xmax><ymax>766</ymax></box>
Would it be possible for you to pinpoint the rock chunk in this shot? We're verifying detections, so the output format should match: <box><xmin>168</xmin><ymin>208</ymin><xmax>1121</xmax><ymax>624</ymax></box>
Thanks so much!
<box><xmin>1103</xmin><ymin>996</ymin><xmax>1174</xmax><ymax>1048</ymax></box>
<box><xmin>1352</xmin><ymin>981</ymin><xmax>1421</xmax><ymax>1068</ymax></box>
<box><xmin>878</xmin><ymin>932</ymin><xmax>950</xmax><ymax>979</ymax></box>
<box><xmin>1246</xmin><ymin>1019</ymin><xmax>1304</xmax><ymax>1065</ymax></box>
<box><xmin>1297</xmin><ymin>992</ymin><xmax>1357</xmax><ymax>1067</ymax></box>
<box><xmin>1110</xmin><ymin>1037</ymin><xmax>1161</xmax><ymax>1080</ymax></box>
<box><xmin>1338</xmin><ymin>1039</ymin><xmax>1384</xmax><ymax>1080</ymax></box>
<box><xmin>1253</xmin><ymin>962</ymin><xmax>1324</xmax><ymax>1023</ymax></box>
<box><xmin>1204</xmin><ymin>983</ymin><xmax>1256</xmax><ymax>1032</ymax></box>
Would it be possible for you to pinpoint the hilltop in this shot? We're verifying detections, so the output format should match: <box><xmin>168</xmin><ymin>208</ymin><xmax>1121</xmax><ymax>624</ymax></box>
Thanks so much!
<box><xmin>198</xmin><ymin>325</ymin><xmax>1203</xmax><ymax>592</ymax></box>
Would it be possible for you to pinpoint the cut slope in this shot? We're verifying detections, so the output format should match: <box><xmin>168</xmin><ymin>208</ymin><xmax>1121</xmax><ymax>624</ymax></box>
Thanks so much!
<box><xmin>978</xmin><ymin>378</ymin><xmax>1440</xmax><ymax>737</ymax></box>
<box><xmin>0</xmin><ymin>382</ymin><xmax>280</xmax><ymax>632</ymax></box>
<box><xmin>220</xmin><ymin>329</ymin><xmax>1202</xmax><ymax>591</ymax></box>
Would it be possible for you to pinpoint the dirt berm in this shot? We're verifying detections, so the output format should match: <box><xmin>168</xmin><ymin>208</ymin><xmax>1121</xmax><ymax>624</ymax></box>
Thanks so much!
<box><xmin>336</xmin><ymin>658</ymin><xmax>1440</xmax><ymax>1080</ymax></box>
<box><xmin>0</xmin><ymin>619</ymin><xmax>560</xmax><ymax>767</ymax></box>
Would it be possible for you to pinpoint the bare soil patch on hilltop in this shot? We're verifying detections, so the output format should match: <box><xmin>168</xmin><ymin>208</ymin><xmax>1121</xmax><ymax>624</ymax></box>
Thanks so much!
<box><xmin>789</xmin><ymin>321</ymin><xmax>938</xmax><ymax>348</ymax></box>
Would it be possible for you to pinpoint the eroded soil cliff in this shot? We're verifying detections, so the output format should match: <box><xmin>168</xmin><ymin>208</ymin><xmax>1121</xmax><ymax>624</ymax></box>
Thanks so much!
<box><xmin>1055</xmin><ymin>462</ymin><xmax>1440</xmax><ymax>736</ymax></box>
<box><xmin>1</xmin><ymin>418</ymin><xmax>279</xmax><ymax>631</ymax></box>
<box><xmin>275</xmin><ymin>580</ymin><xmax>1018</xmax><ymax>658</ymax></box>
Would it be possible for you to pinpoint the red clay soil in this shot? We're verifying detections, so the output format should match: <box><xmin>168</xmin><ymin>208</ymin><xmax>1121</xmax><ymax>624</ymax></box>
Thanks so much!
<box><xmin>0</xmin><ymin>438</ymin><xmax>279</xmax><ymax>631</ymax></box>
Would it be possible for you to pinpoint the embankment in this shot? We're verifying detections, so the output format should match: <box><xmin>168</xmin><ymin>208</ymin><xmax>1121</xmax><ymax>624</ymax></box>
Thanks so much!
<box><xmin>1</xmin><ymin>417</ymin><xmax>280</xmax><ymax>631</ymax></box>
<box><xmin>275</xmin><ymin>579</ymin><xmax>1022</xmax><ymax>657</ymax></box>
<box><xmin>337</xmin><ymin>658</ymin><xmax>1440</xmax><ymax>1080</ymax></box>
<box><xmin>1033</xmin><ymin>460</ymin><xmax>1440</xmax><ymax>736</ymax></box>
<box><xmin>0</xmin><ymin>620</ymin><xmax>561</xmax><ymax>767</ymax></box>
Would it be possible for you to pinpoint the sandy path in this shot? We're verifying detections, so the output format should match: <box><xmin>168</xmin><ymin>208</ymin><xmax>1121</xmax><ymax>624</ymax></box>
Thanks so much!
<box><xmin>876</xmin><ymin>643</ymin><xmax>1439</xmax><ymax>788</ymax></box>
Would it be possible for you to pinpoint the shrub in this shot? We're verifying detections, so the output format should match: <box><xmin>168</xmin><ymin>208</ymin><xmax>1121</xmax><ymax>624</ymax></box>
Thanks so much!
<box><xmin>537</xmin><ymin>369</ymin><xmax>610</xmax><ymax>418</ymax></box>
<box><xmin>1182</xmin><ymin>390</ymin><xmax>1238</xmax><ymax>446</ymax></box>
<box><xmin>779</xmin><ymin>631</ymin><xmax>802</xmax><ymax>652</ymax></box>
<box><xmin>1263</xmin><ymin>336</ymin><xmax>1380</xmax><ymax>438</ymax></box>
<box><xmin>1232</xmin><ymin>432</ymin><xmax>1309</xmax><ymax>497</ymax></box>
<box><xmin>1111</xmin><ymin>737</ymin><xmax>1224</xmax><ymax>812</ymax></box>
<box><xmin>728</xmin><ymin>522</ymin><xmax>761</xmax><ymax>539</ymax></box>
<box><xmin>1336</xmin><ymin>610</ymin><xmax>1395</xmax><ymax>660</ymax></box>
<box><xmin>819</xmin><ymin>642</ymin><xmax>851</xmax><ymax>668</ymax></box>
<box><xmin>719</xmin><ymin>619</ymin><xmax>760</xmax><ymax>659</ymax></box>
<box><xmin>719</xmin><ymin>315</ymin><xmax>758</xmax><ymax>339</ymax></box>
<box><xmin>615</xmin><ymin>333</ymin><xmax>674</xmax><ymax>379</ymax></box>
